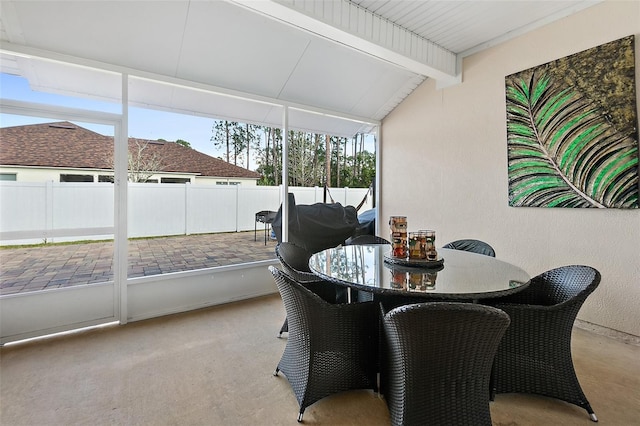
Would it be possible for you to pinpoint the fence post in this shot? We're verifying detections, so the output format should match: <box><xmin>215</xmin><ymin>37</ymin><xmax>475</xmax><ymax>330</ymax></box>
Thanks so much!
<box><xmin>235</xmin><ymin>183</ymin><xmax>240</xmax><ymax>232</ymax></box>
<box><xmin>45</xmin><ymin>180</ymin><xmax>53</xmax><ymax>243</ymax></box>
<box><xmin>185</xmin><ymin>182</ymin><xmax>190</xmax><ymax>235</ymax></box>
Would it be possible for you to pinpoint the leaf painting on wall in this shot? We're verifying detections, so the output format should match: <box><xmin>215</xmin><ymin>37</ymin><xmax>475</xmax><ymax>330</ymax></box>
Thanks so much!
<box><xmin>506</xmin><ymin>35</ymin><xmax>639</xmax><ymax>208</ymax></box>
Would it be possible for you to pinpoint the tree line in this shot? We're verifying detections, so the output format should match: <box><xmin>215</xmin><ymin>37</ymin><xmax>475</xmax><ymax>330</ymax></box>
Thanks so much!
<box><xmin>211</xmin><ymin>120</ymin><xmax>375</xmax><ymax>188</ymax></box>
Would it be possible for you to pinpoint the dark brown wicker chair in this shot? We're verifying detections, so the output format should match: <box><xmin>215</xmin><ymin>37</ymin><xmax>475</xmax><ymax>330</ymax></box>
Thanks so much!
<box><xmin>275</xmin><ymin>242</ymin><xmax>320</xmax><ymax>283</ymax></box>
<box><xmin>486</xmin><ymin>265</ymin><xmax>601</xmax><ymax>422</ymax></box>
<box><xmin>380</xmin><ymin>302</ymin><xmax>510</xmax><ymax>426</ymax></box>
<box><xmin>442</xmin><ymin>239</ymin><xmax>496</xmax><ymax>257</ymax></box>
<box><xmin>275</xmin><ymin>242</ymin><xmax>346</xmax><ymax>336</ymax></box>
<box><xmin>269</xmin><ymin>266</ymin><xmax>379</xmax><ymax>422</ymax></box>
<box><xmin>345</xmin><ymin>234</ymin><xmax>391</xmax><ymax>245</ymax></box>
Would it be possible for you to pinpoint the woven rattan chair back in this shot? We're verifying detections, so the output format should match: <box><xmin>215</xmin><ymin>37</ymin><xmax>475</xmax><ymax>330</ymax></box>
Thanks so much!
<box><xmin>442</xmin><ymin>239</ymin><xmax>496</xmax><ymax>257</ymax></box>
<box><xmin>269</xmin><ymin>266</ymin><xmax>379</xmax><ymax>422</ymax></box>
<box><xmin>381</xmin><ymin>302</ymin><xmax>510</xmax><ymax>426</ymax></box>
<box><xmin>489</xmin><ymin>265</ymin><xmax>601</xmax><ymax>422</ymax></box>
<box><xmin>275</xmin><ymin>242</ymin><xmax>317</xmax><ymax>282</ymax></box>
<box><xmin>345</xmin><ymin>235</ymin><xmax>391</xmax><ymax>245</ymax></box>
<box><xmin>275</xmin><ymin>242</ymin><xmax>347</xmax><ymax>336</ymax></box>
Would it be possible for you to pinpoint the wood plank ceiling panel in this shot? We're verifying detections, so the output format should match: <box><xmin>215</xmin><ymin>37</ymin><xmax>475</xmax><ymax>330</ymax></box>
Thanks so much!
<box><xmin>351</xmin><ymin>0</ymin><xmax>601</xmax><ymax>54</ymax></box>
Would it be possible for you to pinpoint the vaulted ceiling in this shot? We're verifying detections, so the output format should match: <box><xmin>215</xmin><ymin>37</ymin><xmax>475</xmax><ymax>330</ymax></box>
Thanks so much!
<box><xmin>0</xmin><ymin>0</ymin><xmax>601</xmax><ymax>136</ymax></box>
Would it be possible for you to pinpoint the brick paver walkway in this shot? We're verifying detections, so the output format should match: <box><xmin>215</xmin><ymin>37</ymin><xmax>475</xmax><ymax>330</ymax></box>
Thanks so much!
<box><xmin>0</xmin><ymin>231</ymin><xmax>277</xmax><ymax>295</ymax></box>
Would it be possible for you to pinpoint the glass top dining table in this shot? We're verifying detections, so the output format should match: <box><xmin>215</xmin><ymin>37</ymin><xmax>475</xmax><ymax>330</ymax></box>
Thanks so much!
<box><xmin>308</xmin><ymin>244</ymin><xmax>530</xmax><ymax>301</ymax></box>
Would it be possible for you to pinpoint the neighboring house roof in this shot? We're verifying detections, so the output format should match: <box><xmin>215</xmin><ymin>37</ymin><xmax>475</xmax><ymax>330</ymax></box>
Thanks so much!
<box><xmin>0</xmin><ymin>121</ymin><xmax>261</xmax><ymax>179</ymax></box>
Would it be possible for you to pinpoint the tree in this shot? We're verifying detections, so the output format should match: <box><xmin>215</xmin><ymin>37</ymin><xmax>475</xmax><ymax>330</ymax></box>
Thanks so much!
<box><xmin>212</xmin><ymin>120</ymin><xmax>375</xmax><ymax>188</ymax></box>
<box><xmin>254</xmin><ymin>126</ymin><xmax>282</xmax><ymax>185</ymax></box>
<box><xmin>271</xmin><ymin>127</ymin><xmax>282</xmax><ymax>185</ymax></box>
<box><xmin>211</xmin><ymin>120</ymin><xmax>244</xmax><ymax>164</ymax></box>
<box><xmin>288</xmin><ymin>131</ymin><xmax>319</xmax><ymax>186</ymax></box>
<box><xmin>107</xmin><ymin>139</ymin><xmax>168</xmax><ymax>182</ymax></box>
<box><xmin>330</xmin><ymin>136</ymin><xmax>345</xmax><ymax>187</ymax></box>
<box><xmin>243</xmin><ymin>123</ymin><xmax>262</xmax><ymax>170</ymax></box>
<box><xmin>128</xmin><ymin>140</ymin><xmax>167</xmax><ymax>182</ymax></box>
<box><xmin>230</xmin><ymin>124</ymin><xmax>246</xmax><ymax>166</ymax></box>
<box><xmin>325</xmin><ymin>134</ymin><xmax>331</xmax><ymax>189</ymax></box>
<box><xmin>175</xmin><ymin>139</ymin><xmax>192</xmax><ymax>149</ymax></box>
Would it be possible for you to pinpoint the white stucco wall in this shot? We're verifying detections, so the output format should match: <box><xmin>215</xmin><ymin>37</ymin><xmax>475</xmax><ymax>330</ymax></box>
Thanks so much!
<box><xmin>380</xmin><ymin>0</ymin><xmax>640</xmax><ymax>337</ymax></box>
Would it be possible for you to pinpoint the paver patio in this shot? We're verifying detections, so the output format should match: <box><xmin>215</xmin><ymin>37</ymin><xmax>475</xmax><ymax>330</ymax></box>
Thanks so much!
<box><xmin>0</xmin><ymin>231</ymin><xmax>277</xmax><ymax>295</ymax></box>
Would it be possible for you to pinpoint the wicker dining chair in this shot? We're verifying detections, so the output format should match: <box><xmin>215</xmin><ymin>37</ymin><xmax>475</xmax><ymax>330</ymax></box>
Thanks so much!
<box><xmin>275</xmin><ymin>242</ymin><xmax>346</xmax><ymax>336</ymax></box>
<box><xmin>486</xmin><ymin>265</ymin><xmax>601</xmax><ymax>422</ymax></box>
<box><xmin>344</xmin><ymin>234</ymin><xmax>391</xmax><ymax>245</ymax></box>
<box><xmin>442</xmin><ymin>239</ymin><xmax>496</xmax><ymax>257</ymax></box>
<box><xmin>269</xmin><ymin>266</ymin><xmax>379</xmax><ymax>422</ymax></box>
<box><xmin>275</xmin><ymin>242</ymin><xmax>320</xmax><ymax>283</ymax></box>
<box><xmin>380</xmin><ymin>302</ymin><xmax>510</xmax><ymax>426</ymax></box>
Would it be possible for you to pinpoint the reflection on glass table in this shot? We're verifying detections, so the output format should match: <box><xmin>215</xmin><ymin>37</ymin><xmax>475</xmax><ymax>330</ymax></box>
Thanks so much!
<box><xmin>308</xmin><ymin>245</ymin><xmax>530</xmax><ymax>300</ymax></box>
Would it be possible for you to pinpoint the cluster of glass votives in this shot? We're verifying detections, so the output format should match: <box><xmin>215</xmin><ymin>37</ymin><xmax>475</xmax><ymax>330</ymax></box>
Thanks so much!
<box><xmin>390</xmin><ymin>269</ymin><xmax>438</xmax><ymax>291</ymax></box>
<box><xmin>389</xmin><ymin>216</ymin><xmax>438</xmax><ymax>260</ymax></box>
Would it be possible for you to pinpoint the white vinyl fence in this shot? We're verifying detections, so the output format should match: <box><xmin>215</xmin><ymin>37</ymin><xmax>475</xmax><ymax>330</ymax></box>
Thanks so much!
<box><xmin>0</xmin><ymin>182</ymin><xmax>372</xmax><ymax>245</ymax></box>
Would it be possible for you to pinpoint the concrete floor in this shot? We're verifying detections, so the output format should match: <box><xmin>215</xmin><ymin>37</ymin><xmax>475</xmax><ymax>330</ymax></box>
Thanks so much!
<box><xmin>1</xmin><ymin>294</ymin><xmax>639</xmax><ymax>425</ymax></box>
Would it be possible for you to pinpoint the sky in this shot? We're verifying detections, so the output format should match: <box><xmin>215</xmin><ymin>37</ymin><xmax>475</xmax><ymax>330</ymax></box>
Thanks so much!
<box><xmin>0</xmin><ymin>72</ymin><xmax>375</xmax><ymax>171</ymax></box>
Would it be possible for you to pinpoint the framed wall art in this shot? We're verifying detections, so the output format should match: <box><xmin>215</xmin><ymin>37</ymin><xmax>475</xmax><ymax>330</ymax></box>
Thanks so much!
<box><xmin>506</xmin><ymin>35</ymin><xmax>638</xmax><ymax>208</ymax></box>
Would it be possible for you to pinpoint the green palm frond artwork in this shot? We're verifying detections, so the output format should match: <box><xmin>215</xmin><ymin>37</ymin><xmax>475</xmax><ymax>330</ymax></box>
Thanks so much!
<box><xmin>506</xmin><ymin>36</ymin><xmax>639</xmax><ymax>208</ymax></box>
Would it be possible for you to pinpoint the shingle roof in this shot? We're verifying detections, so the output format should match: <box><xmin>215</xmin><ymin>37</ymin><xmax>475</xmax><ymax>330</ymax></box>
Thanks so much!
<box><xmin>0</xmin><ymin>121</ymin><xmax>261</xmax><ymax>179</ymax></box>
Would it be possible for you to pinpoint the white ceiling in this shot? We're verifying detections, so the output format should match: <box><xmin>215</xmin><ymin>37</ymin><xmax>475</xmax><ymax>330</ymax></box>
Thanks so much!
<box><xmin>0</xmin><ymin>0</ymin><xmax>601</xmax><ymax>136</ymax></box>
